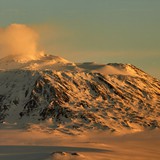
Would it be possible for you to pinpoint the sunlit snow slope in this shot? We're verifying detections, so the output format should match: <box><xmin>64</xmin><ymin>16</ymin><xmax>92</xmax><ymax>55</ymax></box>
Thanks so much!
<box><xmin>0</xmin><ymin>54</ymin><xmax>160</xmax><ymax>134</ymax></box>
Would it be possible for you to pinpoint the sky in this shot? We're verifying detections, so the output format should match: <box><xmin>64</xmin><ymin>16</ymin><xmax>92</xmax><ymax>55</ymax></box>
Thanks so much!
<box><xmin>0</xmin><ymin>0</ymin><xmax>160</xmax><ymax>78</ymax></box>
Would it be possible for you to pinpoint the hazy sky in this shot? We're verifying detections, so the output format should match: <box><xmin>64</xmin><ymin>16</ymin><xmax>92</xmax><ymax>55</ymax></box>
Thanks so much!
<box><xmin>0</xmin><ymin>0</ymin><xmax>160</xmax><ymax>78</ymax></box>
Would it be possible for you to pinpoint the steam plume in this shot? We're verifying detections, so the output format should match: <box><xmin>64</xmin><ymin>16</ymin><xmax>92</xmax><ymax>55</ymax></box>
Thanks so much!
<box><xmin>0</xmin><ymin>24</ymin><xmax>43</xmax><ymax>59</ymax></box>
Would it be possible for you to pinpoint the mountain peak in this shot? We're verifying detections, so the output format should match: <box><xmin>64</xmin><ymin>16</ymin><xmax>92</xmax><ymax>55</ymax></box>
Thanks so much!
<box><xmin>0</xmin><ymin>53</ymin><xmax>72</xmax><ymax>70</ymax></box>
<box><xmin>0</xmin><ymin>53</ymin><xmax>44</xmax><ymax>63</ymax></box>
<box><xmin>0</xmin><ymin>54</ymin><xmax>150</xmax><ymax>79</ymax></box>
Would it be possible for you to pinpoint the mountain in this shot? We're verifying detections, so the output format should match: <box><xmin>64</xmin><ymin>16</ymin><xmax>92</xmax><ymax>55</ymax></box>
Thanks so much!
<box><xmin>0</xmin><ymin>54</ymin><xmax>160</xmax><ymax>134</ymax></box>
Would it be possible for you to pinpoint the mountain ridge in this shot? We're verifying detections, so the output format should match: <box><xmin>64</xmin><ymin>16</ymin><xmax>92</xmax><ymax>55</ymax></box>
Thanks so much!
<box><xmin>0</xmin><ymin>54</ymin><xmax>160</xmax><ymax>134</ymax></box>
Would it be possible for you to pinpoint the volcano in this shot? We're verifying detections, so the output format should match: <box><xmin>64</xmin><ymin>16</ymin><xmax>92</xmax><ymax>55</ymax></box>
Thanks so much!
<box><xmin>0</xmin><ymin>54</ymin><xmax>160</xmax><ymax>134</ymax></box>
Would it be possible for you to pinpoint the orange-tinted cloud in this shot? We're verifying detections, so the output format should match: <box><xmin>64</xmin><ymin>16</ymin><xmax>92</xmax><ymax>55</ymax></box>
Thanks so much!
<box><xmin>0</xmin><ymin>24</ymin><xmax>43</xmax><ymax>58</ymax></box>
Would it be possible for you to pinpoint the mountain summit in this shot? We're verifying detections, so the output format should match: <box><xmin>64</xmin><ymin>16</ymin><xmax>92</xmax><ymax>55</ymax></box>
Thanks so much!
<box><xmin>0</xmin><ymin>54</ymin><xmax>148</xmax><ymax>77</ymax></box>
<box><xmin>0</xmin><ymin>54</ymin><xmax>73</xmax><ymax>70</ymax></box>
<box><xmin>0</xmin><ymin>54</ymin><xmax>160</xmax><ymax>134</ymax></box>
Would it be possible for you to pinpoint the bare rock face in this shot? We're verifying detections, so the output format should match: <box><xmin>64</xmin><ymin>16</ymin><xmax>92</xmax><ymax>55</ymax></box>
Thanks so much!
<box><xmin>50</xmin><ymin>152</ymin><xmax>82</xmax><ymax>160</ymax></box>
<box><xmin>0</xmin><ymin>54</ymin><xmax>160</xmax><ymax>134</ymax></box>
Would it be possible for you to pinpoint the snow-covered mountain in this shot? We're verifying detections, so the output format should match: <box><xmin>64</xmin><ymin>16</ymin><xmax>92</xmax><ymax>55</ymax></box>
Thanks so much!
<box><xmin>0</xmin><ymin>54</ymin><xmax>160</xmax><ymax>134</ymax></box>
